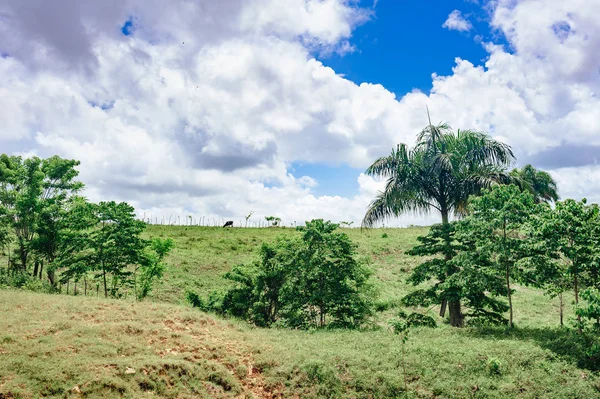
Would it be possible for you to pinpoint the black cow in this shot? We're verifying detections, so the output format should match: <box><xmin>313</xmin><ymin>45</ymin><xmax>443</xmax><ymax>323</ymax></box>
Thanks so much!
<box><xmin>223</xmin><ymin>220</ymin><xmax>234</xmax><ymax>228</ymax></box>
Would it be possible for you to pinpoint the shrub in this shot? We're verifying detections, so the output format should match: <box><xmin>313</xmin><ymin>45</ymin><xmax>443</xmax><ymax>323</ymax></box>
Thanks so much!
<box><xmin>215</xmin><ymin>219</ymin><xmax>375</xmax><ymax>329</ymax></box>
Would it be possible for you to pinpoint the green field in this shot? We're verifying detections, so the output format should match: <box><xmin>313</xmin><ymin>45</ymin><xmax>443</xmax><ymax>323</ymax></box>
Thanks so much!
<box><xmin>1</xmin><ymin>226</ymin><xmax>599</xmax><ymax>398</ymax></box>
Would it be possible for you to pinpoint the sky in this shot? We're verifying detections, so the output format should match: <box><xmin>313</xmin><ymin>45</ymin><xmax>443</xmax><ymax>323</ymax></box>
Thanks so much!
<box><xmin>0</xmin><ymin>0</ymin><xmax>599</xmax><ymax>227</ymax></box>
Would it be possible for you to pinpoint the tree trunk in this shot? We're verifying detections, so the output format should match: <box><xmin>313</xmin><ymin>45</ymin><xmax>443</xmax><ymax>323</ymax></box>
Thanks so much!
<box><xmin>32</xmin><ymin>261</ymin><xmax>39</xmax><ymax>278</ymax></box>
<box><xmin>103</xmin><ymin>265</ymin><xmax>108</xmax><ymax>298</ymax></box>
<box><xmin>47</xmin><ymin>268</ymin><xmax>56</xmax><ymax>287</ymax></box>
<box><xmin>440</xmin><ymin>207</ymin><xmax>463</xmax><ymax>326</ymax></box>
<box><xmin>439</xmin><ymin>300</ymin><xmax>447</xmax><ymax>318</ymax></box>
<box><xmin>559</xmin><ymin>292</ymin><xmax>564</xmax><ymax>327</ymax></box>
<box><xmin>506</xmin><ymin>262</ymin><xmax>513</xmax><ymax>328</ymax></box>
<box><xmin>38</xmin><ymin>261</ymin><xmax>44</xmax><ymax>280</ymax></box>
<box><xmin>449</xmin><ymin>300</ymin><xmax>463</xmax><ymax>327</ymax></box>
<box><xmin>18</xmin><ymin>242</ymin><xmax>28</xmax><ymax>272</ymax></box>
<box><xmin>574</xmin><ymin>272</ymin><xmax>581</xmax><ymax>334</ymax></box>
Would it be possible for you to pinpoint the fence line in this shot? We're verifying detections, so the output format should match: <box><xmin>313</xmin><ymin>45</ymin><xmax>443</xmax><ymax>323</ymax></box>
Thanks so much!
<box><xmin>135</xmin><ymin>216</ymin><xmax>361</xmax><ymax>229</ymax></box>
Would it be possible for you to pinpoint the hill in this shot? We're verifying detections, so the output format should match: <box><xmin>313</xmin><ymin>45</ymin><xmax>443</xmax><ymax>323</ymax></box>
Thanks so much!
<box><xmin>1</xmin><ymin>226</ymin><xmax>599</xmax><ymax>398</ymax></box>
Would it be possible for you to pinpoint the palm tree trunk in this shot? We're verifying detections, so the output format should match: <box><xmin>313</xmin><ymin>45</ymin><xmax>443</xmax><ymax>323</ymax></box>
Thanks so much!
<box><xmin>441</xmin><ymin>208</ymin><xmax>463</xmax><ymax>327</ymax></box>
<box><xmin>439</xmin><ymin>209</ymin><xmax>449</xmax><ymax>317</ymax></box>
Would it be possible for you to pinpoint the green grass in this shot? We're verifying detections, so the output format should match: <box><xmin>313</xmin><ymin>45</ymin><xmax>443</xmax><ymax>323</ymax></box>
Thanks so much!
<box><xmin>1</xmin><ymin>290</ymin><xmax>598</xmax><ymax>398</ymax></box>
<box><xmin>1</xmin><ymin>226</ymin><xmax>599</xmax><ymax>398</ymax></box>
<box><xmin>144</xmin><ymin>225</ymin><xmax>571</xmax><ymax>329</ymax></box>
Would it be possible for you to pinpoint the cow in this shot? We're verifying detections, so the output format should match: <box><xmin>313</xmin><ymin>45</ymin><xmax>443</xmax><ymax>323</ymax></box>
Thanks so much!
<box><xmin>223</xmin><ymin>220</ymin><xmax>234</xmax><ymax>228</ymax></box>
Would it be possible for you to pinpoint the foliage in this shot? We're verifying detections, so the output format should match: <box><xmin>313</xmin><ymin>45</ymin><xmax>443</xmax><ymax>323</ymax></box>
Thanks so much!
<box><xmin>403</xmin><ymin>222</ymin><xmax>508</xmax><ymax>327</ymax></box>
<box><xmin>137</xmin><ymin>238</ymin><xmax>174</xmax><ymax>300</ymax></box>
<box><xmin>510</xmin><ymin>164</ymin><xmax>559</xmax><ymax>204</ymax></box>
<box><xmin>56</xmin><ymin>201</ymin><xmax>148</xmax><ymax>297</ymax></box>
<box><xmin>362</xmin><ymin>121</ymin><xmax>514</xmax><ymax>227</ymax></box>
<box><xmin>362</xmin><ymin>120</ymin><xmax>514</xmax><ymax>326</ymax></box>
<box><xmin>461</xmin><ymin>185</ymin><xmax>540</xmax><ymax>328</ymax></box>
<box><xmin>576</xmin><ymin>288</ymin><xmax>600</xmax><ymax>330</ymax></box>
<box><xmin>213</xmin><ymin>219</ymin><xmax>375</xmax><ymax>329</ymax></box>
<box><xmin>265</xmin><ymin>215</ymin><xmax>281</xmax><ymax>227</ymax></box>
<box><xmin>535</xmin><ymin>198</ymin><xmax>600</xmax><ymax>332</ymax></box>
<box><xmin>186</xmin><ymin>290</ymin><xmax>207</xmax><ymax>310</ymax></box>
<box><xmin>0</xmin><ymin>155</ymin><xmax>83</xmax><ymax>273</ymax></box>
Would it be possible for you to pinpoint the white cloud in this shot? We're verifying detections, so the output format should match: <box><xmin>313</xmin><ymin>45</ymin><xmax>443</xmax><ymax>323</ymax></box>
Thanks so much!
<box><xmin>442</xmin><ymin>10</ymin><xmax>473</xmax><ymax>32</ymax></box>
<box><xmin>0</xmin><ymin>0</ymin><xmax>599</xmax><ymax>227</ymax></box>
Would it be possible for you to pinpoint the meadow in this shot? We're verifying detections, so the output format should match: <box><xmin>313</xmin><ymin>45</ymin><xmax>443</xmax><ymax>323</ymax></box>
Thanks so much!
<box><xmin>1</xmin><ymin>225</ymin><xmax>599</xmax><ymax>398</ymax></box>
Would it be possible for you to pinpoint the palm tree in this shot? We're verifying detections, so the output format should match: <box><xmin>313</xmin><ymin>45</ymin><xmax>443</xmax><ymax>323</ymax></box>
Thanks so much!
<box><xmin>510</xmin><ymin>164</ymin><xmax>558</xmax><ymax>204</ymax></box>
<box><xmin>362</xmin><ymin>119</ymin><xmax>515</xmax><ymax>327</ymax></box>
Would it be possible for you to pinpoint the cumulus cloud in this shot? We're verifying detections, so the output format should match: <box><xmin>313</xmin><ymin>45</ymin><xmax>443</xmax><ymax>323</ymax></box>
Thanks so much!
<box><xmin>0</xmin><ymin>0</ymin><xmax>599</xmax><ymax>226</ymax></box>
<box><xmin>442</xmin><ymin>10</ymin><xmax>473</xmax><ymax>32</ymax></box>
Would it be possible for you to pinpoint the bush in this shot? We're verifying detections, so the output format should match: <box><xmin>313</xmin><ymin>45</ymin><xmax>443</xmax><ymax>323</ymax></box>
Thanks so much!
<box><xmin>216</xmin><ymin>219</ymin><xmax>375</xmax><ymax>329</ymax></box>
<box><xmin>186</xmin><ymin>291</ymin><xmax>206</xmax><ymax>310</ymax></box>
<box><xmin>0</xmin><ymin>271</ymin><xmax>52</xmax><ymax>293</ymax></box>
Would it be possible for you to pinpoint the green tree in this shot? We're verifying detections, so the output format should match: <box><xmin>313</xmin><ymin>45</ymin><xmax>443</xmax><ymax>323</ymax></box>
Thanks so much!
<box><xmin>462</xmin><ymin>185</ymin><xmax>538</xmax><ymax>328</ymax></box>
<box><xmin>59</xmin><ymin>201</ymin><xmax>146</xmax><ymax>297</ymax></box>
<box><xmin>537</xmin><ymin>199</ymin><xmax>600</xmax><ymax>333</ymax></box>
<box><xmin>215</xmin><ymin>220</ymin><xmax>374</xmax><ymax>329</ymax></box>
<box><xmin>510</xmin><ymin>164</ymin><xmax>558</xmax><ymax>204</ymax></box>
<box><xmin>362</xmin><ymin>120</ymin><xmax>514</xmax><ymax>326</ymax></box>
<box><xmin>265</xmin><ymin>216</ymin><xmax>281</xmax><ymax>227</ymax></box>
<box><xmin>404</xmin><ymin>222</ymin><xmax>508</xmax><ymax>326</ymax></box>
<box><xmin>137</xmin><ymin>238</ymin><xmax>174</xmax><ymax>300</ymax></box>
<box><xmin>220</xmin><ymin>239</ymin><xmax>292</xmax><ymax>326</ymax></box>
<box><xmin>576</xmin><ymin>288</ymin><xmax>600</xmax><ymax>330</ymax></box>
<box><xmin>0</xmin><ymin>155</ymin><xmax>83</xmax><ymax>274</ymax></box>
<box><xmin>285</xmin><ymin>219</ymin><xmax>373</xmax><ymax>328</ymax></box>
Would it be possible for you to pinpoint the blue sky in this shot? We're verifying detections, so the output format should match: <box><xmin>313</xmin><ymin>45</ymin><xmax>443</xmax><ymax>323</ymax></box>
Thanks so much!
<box><xmin>298</xmin><ymin>0</ymin><xmax>508</xmax><ymax>197</ymax></box>
<box><xmin>326</xmin><ymin>0</ymin><xmax>499</xmax><ymax>96</ymax></box>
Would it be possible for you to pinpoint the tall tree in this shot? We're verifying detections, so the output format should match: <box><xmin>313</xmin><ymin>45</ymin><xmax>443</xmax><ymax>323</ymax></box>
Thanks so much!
<box><xmin>362</xmin><ymin>120</ymin><xmax>514</xmax><ymax>326</ymax></box>
<box><xmin>462</xmin><ymin>185</ymin><xmax>538</xmax><ymax>328</ymax></box>
<box><xmin>536</xmin><ymin>199</ymin><xmax>600</xmax><ymax>333</ymax></box>
<box><xmin>510</xmin><ymin>164</ymin><xmax>558</xmax><ymax>204</ymax></box>
<box><xmin>58</xmin><ymin>201</ymin><xmax>146</xmax><ymax>297</ymax></box>
<box><xmin>0</xmin><ymin>155</ymin><xmax>83</xmax><ymax>273</ymax></box>
<box><xmin>404</xmin><ymin>222</ymin><xmax>509</xmax><ymax>327</ymax></box>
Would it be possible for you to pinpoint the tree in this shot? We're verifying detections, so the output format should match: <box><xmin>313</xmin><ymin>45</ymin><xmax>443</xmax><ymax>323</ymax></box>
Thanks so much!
<box><xmin>537</xmin><ymin>199</ymin><xmax>600</xmax><ymax>333</ymax></box>
<box><xmin>137</xmin><ymin>238</ymin><xmax>174</xmax><ymax>300</ymax></box>
<box><xmin>265</xmin><ymin>216</ymin><xmax>281</xmax><ymax>227</ymax></box>
<box><xmin>404</xmin><ymin>222</ymin><xmax>508</xmax><ymax>327</ymax></box>
<box><xmin>510</xmin><ymin>164</ymin><xmax>558</xmax><ymax>204</ymax></box>
<box><xmin>576</xmin><ymin>288</ymin><xmax>600</xmax><ymax>330</ymax></box>
<box><xmin>0</xmin><ymin>155</ymin><xmax>83</xmax><ymax>273</ymax></box>
<box><xmin>220</xmin><ymin>240</ymin><xmax>292</xmax><ymax>326</ymax></box>
<box><xmin>362</xmin><ymin>119</ymin><xmax>514</xmax><ymax>326</ymax></box>
<box><xmin>462</xmin><ymin>185</ymin><xmax>538</xmax><ymax>328</ymax></box>
<box><xmin>215</xmin><ymin>220</ymin><xmax>374</xmax><ymax>329</ymax></box>
<box><xmin>30</xmin><ymin>196</ymin><xmax>89</xmax><ymax>285</ymax></box>
<box><xmin>285</xmin><ymin>219</ymin><xmax>373</xmax><ymax>328</ymax></box>
<box><xmin>59</xmin><ymin>201</ymin><xmax>146</xmax><ymax>297</ymax></box>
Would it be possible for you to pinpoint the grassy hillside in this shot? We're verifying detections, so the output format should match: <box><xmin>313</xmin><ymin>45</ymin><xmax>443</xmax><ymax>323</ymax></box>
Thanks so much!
<box><xmin>145</xmin><ymin>225</ymin><xmax>427</xmax><ymax>311</ymax></box>
<box><xmin>1</xmin><ymin>290</ymin><xmax>598</xmax><ymax>398</ymax></box>
<box><xmin>1</xmin><ymin>226</ymin><xmax>599</xmax><ymax>398</ymax></box>
<box><xmin>145</xmin><ymin>225</ymin><xmax>570</xmax><ymax>328</ymax></box>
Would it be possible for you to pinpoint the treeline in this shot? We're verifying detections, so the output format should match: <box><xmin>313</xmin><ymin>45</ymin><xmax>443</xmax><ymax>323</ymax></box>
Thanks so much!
<box><xmin>0</xmin><ymin>154</ymin><xmax>172</xmax><ymax>299</ymax></box>
<box><xmin>404</xmin><ymin>184</ymin><xmax>600</xmax><ymax>333</ymax></box>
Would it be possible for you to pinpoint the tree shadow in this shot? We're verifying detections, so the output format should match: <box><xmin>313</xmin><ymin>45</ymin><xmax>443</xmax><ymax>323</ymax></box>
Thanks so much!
<box><xmin>464</xmin><ymin>326</ymin><xmax>600</xmax><ymax>371</ymax></box>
